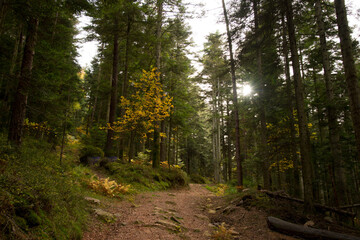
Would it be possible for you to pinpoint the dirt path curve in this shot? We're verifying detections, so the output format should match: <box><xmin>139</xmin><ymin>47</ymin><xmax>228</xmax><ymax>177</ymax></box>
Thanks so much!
<box><xmin>83</xmin><ymin>184</ymin><xmax>215</xmax><ymax>240</ymax></box>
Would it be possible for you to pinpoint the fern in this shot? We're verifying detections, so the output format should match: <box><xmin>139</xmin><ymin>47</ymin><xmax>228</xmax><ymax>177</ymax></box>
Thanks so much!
<box><xmin>88</xmin><ymin>175</ymin><xmax>131</xmax><ymax>197</ymax></box>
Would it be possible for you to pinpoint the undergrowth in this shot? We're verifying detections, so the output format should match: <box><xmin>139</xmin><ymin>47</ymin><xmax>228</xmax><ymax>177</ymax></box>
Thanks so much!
<box><xmin>0</xmin><ymin>135</ymin><xmax>88</xmax><ymax>240</ymax></box>
<box><xmin>104</xmin><ymin>161</ymin><xmax>189</xmax><ymax>192</ymax></box>
<box><xmin>205</xmin><ymin>184</ymin><xmax>228</xmax><ymax>196</ymax></box>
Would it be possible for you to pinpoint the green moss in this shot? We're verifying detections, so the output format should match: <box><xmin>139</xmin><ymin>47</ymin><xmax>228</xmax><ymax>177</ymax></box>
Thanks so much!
<box><xmin>14</xmin><ymin>216</ymin><xmax>28</xmax><ymax>231</ymax></box>
<box><xmin>25</xmin><ymin>210</ymin><xmax>41</xmax><ymax>227</ymax></box>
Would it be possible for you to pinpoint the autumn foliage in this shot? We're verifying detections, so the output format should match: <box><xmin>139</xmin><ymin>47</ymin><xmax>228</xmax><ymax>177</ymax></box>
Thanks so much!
<box><xmin>88</xmin><ymin>175</ymin><xmax>131</xmax><ymax>197</ymax></box>
<box><xmin>104</xmin><ymin>68</ymin><xmax>173</xmax><ymax>140</ymax></box>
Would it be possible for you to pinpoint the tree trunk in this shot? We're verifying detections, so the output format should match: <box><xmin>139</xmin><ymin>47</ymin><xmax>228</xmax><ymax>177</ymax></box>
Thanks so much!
<box><xmin>90</xmin><ymin>43</ymin><xmax>104</xmax><ymax>125</ymax></box>
<box><xmin>220</xmin><ymin>96</ymin><xmax>227</xmax><ymax>181</ymax></box>
<box><xmin>281</xmin><ymin>12</ymin><xmax>301</xmax><ymax>198</ymax></box>
<box><xmin>335</xmin><ymin>0</ymin><xmax>360</xmax><ymax>162</ymax></box>
<box><xmin>128</xmin><ymin>131</ymin><xmax>135</xmax><ymax>162</ymax></box>
<box><xmin>315</xmin><ymin>0</ymin><xmax>347</xmax><ymax>206</ymax></box>
<box><xmin>0</xmin><ymin>0</ymin><xmax>8</xmax><ymax>32</ymax></box>
<box><xmin>226</xmin><ymin>99</ymin><xmax>232</xmax><ymax>180</ymax></box>
<box><xmin>59</xmin><ymin>95</ymin><xmax>71</xmax><ymax>166</ymax></box>
<box><xmin>51</xmin><ymin>11</ymin><xmax>59</xmax><ymax>43</ymax></box>
<box><xmin>284</xmin><ymin>0</ymin><xmax>314</xmax><ymax>212</ymax></box>
<box><xmin>175</xmin><ymin>131</ymin><xmax>178</xmax><ymax>165</ymax></box>
<box><xmin>104</xmin><ymin>17</ymin><xmax>119</xmax><ymax>156</ymax></box>
<box><xmin>8</xmin><ymin>17</ymin><xmax>39</xmax><ymax>145</ymax></box>
<box><xmin>152</xmin><ymin>0</ymin><xmax>163</xmax><ymax>168</ymax></box>
<box><xmin>253</xmin><ymin>0</ymin><xmax>271</xmax><ymax>190</ymax></box>
<box><xmin>222</xmin><ymin>0</ymin><xmax>243</xmax><ymax>187</ymax></box>
<box><xmin>167</xmin><ymin>116</ymin><xmax>173</xmax><ymax>166</ymax></box>
<box><xmin>3</xmin><ymin>23</ymin><xmax>23</xmax><ymax>113</ymax></box>
<box><xmin>9</xmin><ymin>24</ymin><xmax>23</xmax><ymax>76</ymax></box>
<box><xmin>213</xmin><ymin>79</ymin><xmax>221</xmax><ymax>183</ymax></box>
<box><xmin>119</xmin><ymin>12</ymin><xmax>133</xmax><ymax>161</ymax></box>
<box><xmin>159</xmin><ymin>1</ymin><xmax>166</xmax><ymax>165</ymax></box>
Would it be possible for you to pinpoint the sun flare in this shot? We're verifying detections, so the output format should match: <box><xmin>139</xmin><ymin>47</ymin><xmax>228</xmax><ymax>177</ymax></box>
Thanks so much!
<box><xmin>242</xmin><ymin>84</ymin><xmax>252</xmax><ymax>96</ymax></box>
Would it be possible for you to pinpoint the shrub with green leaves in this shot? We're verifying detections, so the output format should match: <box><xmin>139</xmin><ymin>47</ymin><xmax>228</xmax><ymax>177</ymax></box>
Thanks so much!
<box><xmin>189</xmin><ymin>173</ymin><xmax>209</xmax><ymax>184</ymax></box>
<box><xmin>80</xmin><ymin>145</ymin><xmax>104</xmax><ymax>157</ymax></box>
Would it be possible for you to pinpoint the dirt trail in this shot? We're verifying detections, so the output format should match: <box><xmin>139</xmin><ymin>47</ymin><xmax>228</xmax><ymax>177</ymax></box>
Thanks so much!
<box><xmin>82</xmin><ymin>184</ymin><xmax>293</xmax><ymax>240</ymax></box>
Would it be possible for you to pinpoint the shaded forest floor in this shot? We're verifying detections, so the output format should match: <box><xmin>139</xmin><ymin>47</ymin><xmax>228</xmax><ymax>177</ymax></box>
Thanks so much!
<box><xmin>82</xmin><ymin>184</ymin><xmax>295</xmax><ymax>240</ymax></box>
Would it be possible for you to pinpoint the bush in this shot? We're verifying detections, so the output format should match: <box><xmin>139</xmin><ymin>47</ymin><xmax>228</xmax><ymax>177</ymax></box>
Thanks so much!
<box><xmin>80</xmin><ymin>145</ymin><xmax>104</xmax><ymax>158</ymax></box>
<box><xmin>189</xmin><ymin>173</ymin><xmax>208</xmax><ymax>184</ymax></box>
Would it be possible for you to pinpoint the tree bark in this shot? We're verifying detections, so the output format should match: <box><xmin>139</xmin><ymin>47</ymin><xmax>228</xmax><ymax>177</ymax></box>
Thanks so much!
<box><xmin>315</xmin><ymin>0</ymin><xmax>347</xmax><ymax>206</ymax></box>
<box><xmin>284</xmin><ymin>0</ymin><xmax>314</xmax><ymax>213</ymax></box>
<box><xmin>226</xmin><ymin>100</ymin><xmax>232</xmax><ymax>180</ymax></box>
<box><xmin>222</xmin><ymin>0</ymin><xmax>243</xmax><ymax>187</ymax></box>
<box><xmin>8</xmin><ymin>17</ymin><xmax>39</xmax><ymax>145</ymax></box>
<box><xmin>213</xmin><ymin>78</ymin><xmax>221</xmax><ymax>183</ymax></box>
<box><xmin>167</xmin><ymin>116</ymin><xmax>173</xmax><ymax>166</ymax></box>
<box><xmin>220</xmin><ymin>96</ymin><xmax>227</xmax><ymax>181</ymax></box>
<box><xmin>9</xmin><ymin>24</ymin><xmax>23</xmax><ymax>76</ymax></box>
<box><xmin>253</xmin><ymin>0</ymin><xmax>271</xmax><ymax>190</ymax></box>
<box><xmin>334</xmin><ymin>0</ymin><xmax>360</xmax><ymax>162</ymax></box>
<box><xmin>152</xmin><ymin>0</ymin><xmax>163</xmax><ymax>168</ymax></box>
<box><xmin>51</xmin><ymin>11</ymin><xmax>59</xmax><ymax>43</ymax></box>
<box><xmin>0</xmin><ymin>0</ymin><xmax>8</xmax><ymax>32</ymax></box>
<box><xmin>159</xmin><ymin>0</ymin><xmax>166</xmax><ymax>165</ymax></box>
<box><xmin>104</xmin><ymin>17</ymin><xmax>119</xmax><ymax>156</ymax></box>
<box><xmin>90</xmin><ymin>43</ymin><xmax>104</xmax><ymax>125</ymax></box>
<box><xmin>280</xmin><ymin>11</ymin><xmax>301</xmax><ymax>198</ymax></box>
<box><xmin>119</xmin><ymin>11</ymin><xmax>133</xmax><ymax>161</ymax></box>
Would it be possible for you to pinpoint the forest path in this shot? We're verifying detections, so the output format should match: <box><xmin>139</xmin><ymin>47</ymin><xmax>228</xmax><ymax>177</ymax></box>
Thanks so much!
<box><xmin>82</xmin><ymin>184</ymin><xmax>293</xmax><ymax>240</ymax></box>
<box><xmin>83</xmin><ymin>184</ymin><xmax>215</xmax><ymax>239</ymax></box>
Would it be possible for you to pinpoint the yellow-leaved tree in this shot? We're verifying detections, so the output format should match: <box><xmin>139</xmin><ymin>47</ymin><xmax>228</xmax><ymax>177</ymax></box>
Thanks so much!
<box><xmin>106</xmin><ymin>68</ymin><xmax>173</xmax><ymax>148</ymax></box>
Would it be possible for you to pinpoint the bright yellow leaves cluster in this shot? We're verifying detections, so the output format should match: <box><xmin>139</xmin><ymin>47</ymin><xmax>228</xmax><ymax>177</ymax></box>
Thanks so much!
<box><xmin>23</xmin><ymin>118</ymin><xmax>52</xmax><ymax>136</ymax></box>
<box><xmin>212</xmin><ymin>222</ymin><xmax>234</xmax><ymax>240</ymax></box>
<box><xmin>160</xmin><ymin>161</ymin><xmax>182</xmax><ymax>169</ymax></box>
<box><xmin>106</xmin><ymin>68</ymin><xmax>173</xmax><ymax>139</ymax></box>
<box><xmin>269</xmin><ymin>159</ymin><xmax>294</xmax><ymax>172</ymax></box>
<box><xmin>266</xmin><ymin>109</ymin><xmax>317</xmax><ymax>173</ymax></box>
<box><xmin>88</xmin><ymin>175</ymin><xmax>130</xmax><ymax>197</ymax></box>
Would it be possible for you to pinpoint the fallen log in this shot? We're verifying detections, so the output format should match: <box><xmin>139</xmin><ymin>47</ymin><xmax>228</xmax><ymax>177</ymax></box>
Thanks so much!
<box><xmin>267</xmin><ymin>216</ymin><xmax>360</xmax><ymax>240</ymax></box>
<box><xmin>260</xmin><ymin>190</ymin><xmax>356</xmax><ymax>218</ymax></box>
<box><xmin>340</xmin><ymin>204</ymin><xmax>360</xmax><ymax>209</ymax></box>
